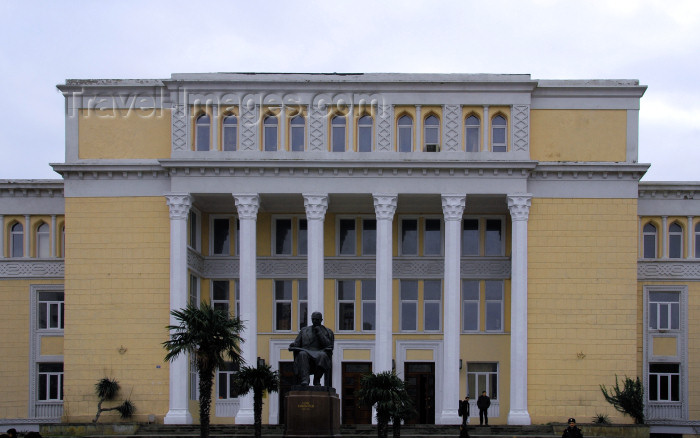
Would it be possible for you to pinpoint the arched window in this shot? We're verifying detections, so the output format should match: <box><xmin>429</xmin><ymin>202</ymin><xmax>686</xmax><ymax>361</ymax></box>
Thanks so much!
<box><xmin>37</xmin><ymin>223</ymin><xmax>50</xmax><ymax>258</ymax></box>
<box><xmin>669</xmin><ymin>222</ymin><xmax>683</xmax><ymax>258</ymax></box>
<box><xmin>465</xmin><ymin>115</ymin><xmax>480</xmax><ymax>152</ymax></box>
<box><xmin>263</xmin><ymin>115</ymin><xmax>278</xmax><ymax>151</ymax></box>
<box><xmin>643</xmin><ymin>223</ymin><xmax>657</xmax><ymax>259</ymax></box>
<box><xmin>424</xmin><ymin>115</ymin><xmax>440</xmax><ymax>151</ymax></box>
<box><xmin>11</xmin><ymin>222</ymin><xmax>23</xmax><ymax>258</ymax></box>
<box><xmin>195</xmin><ymin>114</ymin><xmax>210</xmax><ymax>151</ymax></box>
<box><xmin>398</xmin><ymin>115</ymin><xmax>413</xmax><ymax>152</ymax></box>
<box><xmin>222</xmin><ymin>115</ymin><xmax>237</xmax><ymax>151</ymax></box>
<box><xmin>331</xmin><ymin>115</ymin><xmax>346</xmax><ymax>152</ymax></box>
<box><xmin>290</xmin><ymin>115</ymin><xmax>305</xmax><ymax>152</ymax></box>
<box><xmin>491</xmin><ymin>115</ymin><xmax>507</xmax><ymax>152</ymax></box>
<box><xmin>695</xmin><ymin>223</ymin><xmax>700</xmax><ymax>258</ymax></box>
<box><xmin>358</xmin><ymin>115</ymin><xmax>373</xmax><ymax>152</ymax></box>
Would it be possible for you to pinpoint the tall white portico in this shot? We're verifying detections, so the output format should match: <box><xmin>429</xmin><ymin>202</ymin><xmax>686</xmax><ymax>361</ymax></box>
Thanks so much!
<box><xmin>164</xmin><ymin>193</ymin><xmax>194</xmax><ymax>425</ymax></box>
<box><xmin>233</xmin><ymin>194</ymin><xmax>260</xmax><ymax>424</ymax></box>
<box><xmin>507</xmin><ymin>194</ymin><xmax>532</xmax><ymax>425</ymax></box>
<box><xmin>303</xmin><ymin>194</ymin><xmax>328</xmax><ymax>320</ymax></box>
<box><xmin>373</xmin><ymin>194</ymin><xmax>397</xmax><ymax>373</ymax></box>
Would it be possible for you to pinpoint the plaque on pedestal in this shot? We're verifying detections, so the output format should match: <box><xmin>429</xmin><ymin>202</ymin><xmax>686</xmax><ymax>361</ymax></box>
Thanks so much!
<box><xmin>285</xmin><ymin>386</ymin><xmax>341</xmax><ymax>437</ymax></box>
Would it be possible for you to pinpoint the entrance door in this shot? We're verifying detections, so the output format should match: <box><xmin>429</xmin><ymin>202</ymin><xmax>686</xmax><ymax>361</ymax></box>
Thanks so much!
<box><xmin>404</xmin><ymin>362</ymin><xmax>435</xmax><ymax>424</ymax></box>
<box><xmin>341</xmin><ymin>362</ymin><xmax>373</xmax><ymax>424</ymax></box>
<box><xmin>278</xmin><ymin>361</ymin><xmax>295</xmax><ymax>425</ymax></box>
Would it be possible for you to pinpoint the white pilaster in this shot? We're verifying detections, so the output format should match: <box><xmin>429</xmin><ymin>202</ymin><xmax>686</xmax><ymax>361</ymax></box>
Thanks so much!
<box><xmin>415</xmin><ymin>105</ymin><xmax>422</xmax><ymax>152</ymax></box>
<box><xmin>233</xmin><ymin>194</ymin><xmax>260</xmax><ymax>424</ymax></box>
<box><xmin>482</xmin><ymin>105</ymin><xmax>490</xmax><ymax>152</ymax></box>
<box><xmin>24</xmin><ymin>215</ymin><xmax>30</xmax><ymax>258</ymax></box>
<box><xmin>688</xmin><ymin>216</ymin><xmax>694</xmax><ymax>259</ymax></box>
<box><xmin>507</xmin><ymin>194</ymin><xmax>532</xmax><ymax>425</ymax></box>
<box><xmin>164</xmin><ymin>194</ymin><xmax>194</xmax><ymax>425</ymax></box>
<box><xmin>439</xmin><ymin>195</ymin><xmax>466</xmax><ymax>425</ymax></box>
<box><xmin>280</xmin><ymin>104</ymin><xmax>287</xmax><ymax>150</ymax></box>
<box><xmin>211</xmin><ymin>105</ymin><xmax>219</xmax><ymax>151</ymax></box>
<box><xmin>303</xmin><ymin>194</ymin><xmax>329</xmax><ymax>322</ymax></box>
<box><xmin>662</xmin><ymin>216</ymin><xmax>668</xmax><ymax>259</ymax></box>
<box><xmin>373</xmin><ymin>194</ymin><xmax>397</xmax><ymax>373</ymax></box>
<box><xmin>51</xmin><ymin>215</ymin><xmax>57</xmax><ymax>258</ymax></box>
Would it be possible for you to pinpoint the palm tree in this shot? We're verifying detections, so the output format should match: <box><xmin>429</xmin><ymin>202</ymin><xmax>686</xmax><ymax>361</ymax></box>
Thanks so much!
<box><xmin>233</xmin><ymin>363</ymin><xmax>280</xmax><ymax>438</ymax></box>
<box><xmin>92</xmin><ymin>377</ymin><xmax>135</xmax><ymax>423</ymax></box>
<box><xmin>163</xmin><ymin>303</ymin><xmax>244</xmax><ymax>438</ymax></box>
<box><xmin>357</xmin><ymin>370</ymin><xmax>414</xmax><ymax>438</ymax></box>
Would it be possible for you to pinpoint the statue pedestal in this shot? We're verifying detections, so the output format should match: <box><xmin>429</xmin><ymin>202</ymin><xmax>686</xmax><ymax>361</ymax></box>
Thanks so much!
<box><xmin>285</xmin><ymin>386</ymin><xmax>341</xmax><ymax>437</ymax></box>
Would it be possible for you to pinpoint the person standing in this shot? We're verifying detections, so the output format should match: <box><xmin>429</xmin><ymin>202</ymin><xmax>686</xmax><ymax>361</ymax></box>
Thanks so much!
<box><xmin>459</xmin><ymin>395</ymin><xmax>470</xmax><ymax>427</ymax></box>
<box><xmin>562</xmin><ymin>418</ymin><xmax>583</xmax><ymax>438</ymax></box>
<box><xmin>477</xmin><ymin>391</ymin><xmax>490</xmax><ymax>426</ymax></box>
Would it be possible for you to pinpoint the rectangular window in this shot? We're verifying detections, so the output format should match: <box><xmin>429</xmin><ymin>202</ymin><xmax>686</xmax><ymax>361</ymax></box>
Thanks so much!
<box><xmin>644</xmin><ymin>234</ymin><xmax>657</xmax><ymax>259</ymax></box>
<box><xmin>467</xmin><ymin>362</ymin><xmax>498</xmax><ymax>400</ymax></box>
<box><xmin>189</xmin><ymin>275</ymin><xmax>199</xmax><ymax>307</ymax></box>
<box><xmin>361</xmin><ymin>280</ymin><xmax>376</xmax><ymax>331</ymax></box>
<box><xmin>400</xmin><ymin>280</ymin><xmax>418</xmax><ymax>331</ymax></box>
<box><xmin>213</xmin><ymin>218</ymin><xmax>230</xmax><ymax>255</ymax></box>
<box><xmin>485</xmin><ymin>281</ymin><xmax>503</xmax><ymax>331</ymax></box>
<box><xmin>424</xmin><ymin>218</ymin><xmax>442</xmax><ymax>255</ymax></box>
<box><xmin>485</xmin><ymin>219</ymin><xmax>503</xmax><ymax>256</ymax></box>
<box><xmin>275</xmin><ymin>219</ymin><xmax>293</xmax><ymax>255</ymax></box>
<box><xmin>274</xmin><ymin>280</ymin><xmax>293</xmax><ymax>331</ymax></box>
<box><xmin>38</xmin><ymin>291</ymin><xmax>64</xmax><ymax>330</ymax></box>
<box><xmin>264</xmin><ymin>118</ymin><xmax>278</xmax><ymax>151</ymax></box>
<box><xmin>212</xmin><ymin>281</ymin><xmax>230</xmax><ymax>316</ymax></box>
<box><xmin>337</xmin><ymin>280</ymin><xmax>356</xmax><ymax>331</ymax></box>
<box><xmin>298</xmin><ymin>219</ymin><xmax>308</xmax><ymax>256</ymax></box>
<box><xmin>462</xmin><ymin>219</ymin><xmax>479</xmax><ymax>256</ymax></box>
<box><xmin>298</xmin><ymin>280</ymin><xmax>308</xmax><ymax>330</ymax></box>
<box><xmin>649</xmin><ymin>292</ymin><xmax>680</xmax><ymax>330</ymax></box>
<box><xmin>332</xmin><ymin>117</ymin><xmax>346</xmax><ymax>152</ymax></box>
<box><xmin>401</xmin><ymin>219</ymin><xmax>418</xmax><ymax>255</ymax></box>
<box><xmin>338</xmin><ymin>219</ymin><xmax>356</xmax><ymax>255</ymax></box>
<box><xmin>649</xmin><ymin>363</ymin><xmax>680</xmax><ymax>402</ymax></box>
<box><xmin>189</xmin><ymin>211</ymin><xmax>198</xmax><ymax>250</ymax></box>
<box><xmin>361</xmin><ymin>219</ymin><xmax>376</xmax><ymax>255</ymax></box>
<box><xmin>358</xmin><ymin>118</ymin><xmax>372</xmax><ymax>152</ymax></box>
<box><xmin>38</xmin><ymin>363</ymin><xmax>63</xmax><ymax>401</ymax></box>
<box><xmin>37</xmin><ymin>226</ymin><xmax>50</xmax><ymax>258</ymax></box>
<box><xmin>424</xmin><ymin>280</ymin><xmax>441</xmax><ymax>331</ymax></box>
<box><xmin>462</xmin><ymin>280</ymin><xmax>479</xmax><ymax>332</ymax></box>
<box><xmin>291</xmin><ymin>121</ymin><xmax>305</xmax><ymax>152</ymax></box>
<box><xmin>217</xmin><ymin>362</ymin><xmax>240</xmax><ymax>400</ymax></box>
<box><xmin>223</xmin><ymin>117</ymin><xmax>237</xmax><ymax>151</ymax></box>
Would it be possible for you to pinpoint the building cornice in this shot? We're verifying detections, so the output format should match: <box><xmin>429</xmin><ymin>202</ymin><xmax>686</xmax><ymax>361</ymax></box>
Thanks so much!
<box><xmin>639</xmin><ymin>183</ymin><xmax>700</xmax><ymax>199</ymax></box>
<box><xmin>0</xmin><ymin>180</ymin><xmax>64</xmax><ymax>198</ymax></box>
<box><xmin>530</xmin><ymin>162</ymin><xmax>649</xmax><ymax>182</ymax></box>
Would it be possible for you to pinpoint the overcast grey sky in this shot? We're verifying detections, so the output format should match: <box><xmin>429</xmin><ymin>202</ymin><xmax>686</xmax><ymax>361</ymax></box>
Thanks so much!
<box><xmin>1</xmin><ymin>0</ymin><xmax>698</xmax><ymax>181</ymax></box>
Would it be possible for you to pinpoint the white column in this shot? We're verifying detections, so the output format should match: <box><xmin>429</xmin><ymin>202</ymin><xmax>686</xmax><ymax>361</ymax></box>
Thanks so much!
<box><xmin>482</xmin><ymin>105</ymin><xmax>490</xmax><ymax>152</ymax></box>
<box><xmin>348</xmin><ymin>103</ymin><xmax>355</xmax><ymax>152</ymax></box>
<box><xmin>373</xmin><ymin>194</ymin><xmax>397</xmax><ymax>373</ymax></box>
<box><xmin>233</xmin><ymin>194</ymin><xmax>260</xmax><ymax>424</ymax></box>
<box><xmin>415</xmin><ymin>105</ymin><xmax>422</xmax><ymax>151</ymax></box>
<box><xmin>164</xmin><ymin>194</ymin><xmax>194</xmax><ymax>425</ymax></box>
<box><xmin>51</xmin><ymin>215</ymin><xmax>57</xmax><ymax>258</ymax></box>
<box><xmin>687</xmin><ymin>216</ymin><xmax>694</xmax><ymax>259</ymax></box>
<box><xmin>507</xmin><ymin>194</ymin><xmax>532</xmax><ymax>425</ymax></box>
<box><xmin>211</xmin><ymin>106</ymin><xmax>219</xmax><ymax>151</ymax></box>
<box><xmin>662</xmin><ymin>216</ymin><xmax>668</xmax><ymax>259</ymax></box>
<box><xmin>280</xmin><ymin>104</ymin><xmax>287</xmax><ymax>150</ymax></box>
<box><xmin>303</xmin><ymin>194</ymin><xmax>328</xmax><ymax>322</ymax></box>
<box><xmin>439</xmin><ymin>195</ymin><xmax>466</xmax><ymax>425</ymax></box>
<box><xmin>24</xmin><ymin>215</ymin><xmax>31</xmax><ymax>258</ymax></box>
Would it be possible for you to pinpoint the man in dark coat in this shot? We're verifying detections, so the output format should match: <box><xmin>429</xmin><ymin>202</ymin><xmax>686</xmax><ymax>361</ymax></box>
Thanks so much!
<box><xmin>289</xmin><ymin>311</ymin><xmax>334</xmax><ymax>386</ymax></box>
<box><xmin>562</xmin><ymin>418</ymin><xmax>583</xmax><ymax>438</ymax></box>
<box><xmin>477</xmin><ymin>391</ymin><xmax>490</xmax><ymax>425</ymax></box>
<box><xmin>459</xmin><ymin>395</ymin><xmax>470</xmax><ymax>427</ymax></box>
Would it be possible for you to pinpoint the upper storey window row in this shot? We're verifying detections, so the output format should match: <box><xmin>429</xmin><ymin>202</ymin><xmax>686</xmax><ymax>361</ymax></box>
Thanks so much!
<box><xmin>641</xmin><ymin>218</ymin><xmax>700</xmax><ymax>259</ymax></box>
<box><xmin>3</xmin><ymin>216</ymin><xmax>65</xmax><ymax>259</ymax></box>
<box><xmin>192</xmin><ymin>107</ymin><xmax>510</xmax><ymax>153</ymax></box>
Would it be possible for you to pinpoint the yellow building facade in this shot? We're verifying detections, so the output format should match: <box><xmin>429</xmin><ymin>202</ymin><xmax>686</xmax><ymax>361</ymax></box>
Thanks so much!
<box><xmin>0</xmin><ymin>73</ymin><xmax>696</xmax><ymax>435</ymax></box>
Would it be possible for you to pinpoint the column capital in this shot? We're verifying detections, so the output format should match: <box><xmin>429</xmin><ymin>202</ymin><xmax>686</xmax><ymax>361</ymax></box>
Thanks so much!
<box><xmin>441</xmin><ymin>195</ymin><xmax>466</xmax><ymax>221</ymax></box>
<box><xmin>165</xmin><ymin>193</ymin><xmax>191</xmax><ymax>220</ymax></box>
<box><xmin>234</xmin><ymin>194</ymin><xmax>260</xmax><ymax>220</ymax></box>
<box><xmin>507</xmin><ymin>194</ymin><xmax>533</xmax><ymax>222</ymax></box>
<box><xmin>373</xmin><ymin>194</ymin><xmax>397</xmax><ymax>220</ymax></box>
<box><xmin>303</xmin><ymin>194</ymin><xmax>329</xmax><ymax>221</ymax></box>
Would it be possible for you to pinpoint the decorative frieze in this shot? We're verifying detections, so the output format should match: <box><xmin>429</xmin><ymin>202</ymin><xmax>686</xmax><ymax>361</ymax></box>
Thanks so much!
<box><xmin>375</xmin><ymin>104</ymin><xmax>393</xmax><ymax>152</ymax></box>
<box><xmin>512</xmin><ymin>105</ymin><xmax>530</xmax><ymax>152</ymax></box>
<box><xmin>0</xmin><ymin>260</ymin><xmax>64</xmax><ymax>278</ymax></box>
<box><xmin>239</xmin><ymin>103</ymin><xmax>257</xmax><ymax>151</ymax></box>
<box><xmin>638</xmin><ymin>260</ymin><xmax>700</xmax><ymax>280</ymax></box>
<box><xmin>171</xmin><ymin>103</ymin><xmax>188</xmax><ymax>152</ymax></box>
<box><xmin>308</xmin><ymin>106</ymin><xmax>326</xmax><ymax>151</ymax></box>
<box><xmin>442</xmin><ymin>104</ymin><xmax>462</xmax><ymax>152</ymax></box>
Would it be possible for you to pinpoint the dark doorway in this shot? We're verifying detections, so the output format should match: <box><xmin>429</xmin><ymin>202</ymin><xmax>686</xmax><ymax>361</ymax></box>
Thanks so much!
<box><xmin>278</xmin><ymin>361</ymin><xmax>295</xmax><ymax>425</ymax></box>
<box><xmin>404</xmin><ymin>362</ymin><xmax>435</xmax><ymax>424</ymax></box>
<box><xmin>341</xmin><ymin>362</ymin><xmax>373</xmax><ymax>424</ymax></box>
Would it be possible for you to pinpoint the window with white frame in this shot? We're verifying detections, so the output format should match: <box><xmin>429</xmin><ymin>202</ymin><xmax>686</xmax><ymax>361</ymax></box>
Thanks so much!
<box><xmin>643</xmin><ymin>223</ymin><xmax>657</xmax><ymax>259</ymax></box>
<box><xmin>669</xmin><ymin>222</ymin><xmax>683</xmax><ymax>258</ymax></box>
<box><xmin>465</xmin><ymin>115</ymin><xmax>480</xmax><ymax>152</ymax></box>
<box><xmin>649</xmin><ymin>291</ymin><xmax>680</xmax><ymax>331</ymax></box>
<box><xmin>400</xmin><ymin>280</ymin><xmax>418</xmax><ymax>331</ymax></box>
<box><xmin>424</xmin><ymin>218</ymin><xmax>442</xmax><ymax>255</ymax></box>
<box><xmin>188</xmin><ymin>210</ymin><xmax>199</xmax><ymax>251</ymax></box>
<box><xmin>462</xmin><ymin>280</ymin><xmax>479</xmax><ymax>332</ymax></box>
<box><xmin>190</xmin><ymin>355</ymin><xmax>199</xmax><ymax>400</ymax></box>
<box><xmin>462</xmin><ymin>219</ymin><xmax>479</xmax><ymax>256</ymax></box>
<box><xmin>189</xmin><ymin>274</ymin><xmax>200</xmax><ymax>307</ymax></box>
<box><xmin>212</xmin><ymin>218</ymin><xmax>231</xmax><ymax>256</ymax></box>
<box><xmin>424</xmin><ymin>115</ymin><xmax>439</xmax><ymax>151</ymax></box>
<box><xmin>485</xmin><ymin>281</ymin><xmax>503</xmax><ymax>331</ymax></box>
<box><xmin>358</xmin><ymin>115</ymin><xmax>373</xmax><ymax>152</ymax></box>
<box><xmin>290</xmin><ymin>115</ymin><xmax>305</xmax><ymax>151</ymax></box>
<box><xmin>217</xmin><ymin>362</ymin><xmax>240</xmax><ymax>400</ymax></box>
<box><xmin>361</xmin><ymin>280</ymin><xmax>376</xmax><ymax>331</ymax></box>
<box><xmin>331</xmin><ymin>115</ymin><xmax>346</xmax><ymax>152</ymax></box>
<box><xmin>649</xmin><ymin>363</ymin><xmax>680</xmax><ymax>402</ymax></box>
<box><xmin>337</xmin><ymin>280</ymin><xmax>355</xmax><ymax>331</ymax></box>
<box><xmin>38</xmin><ymin>363</ymin><xmax>63</xmax><ymax>401</ymax></box>
<box><xmin>37</xmin><ymin>223</ymin><xmax>50</xmax><ymax>258</ymax></box>
<box><xmin>274</xmin><ymin>280</ymin><xmax>293</xmax><ymax>331</ymax></box>
<box><xmin>195</xmin><ymin>114</ymin><xmax>211</xmax><ymax>151</ymax></box>
<box><xmin>398</xmin><ymin>115</ymin><xmax>413</xmax><ymax>152</ymax></box>
<box><xmin>263</xmin><ymin>115</ymin><xmax>278</xmax><ymax>151</ymax></box>
<box><xmin>485</xmin><ymin>219</ymin><xmax>504</xmax><ymax>256</ymax></box>
<box><xmin>11</xmin><ymin>222</ymin><xmax>23</xmax><ymax>257</ymax></box>
<box><xmin>222</xmin><ymin>115</ymin><xmax>238</xmax><ymax>151</ymax></box>
<box><xmin>423</xmin><ymin>280</ymin><xmax>441</xmax><ymax>331</ymax></box>
<box><xmin>400</xmin><ymin>219</ymin><xmax>418</xmax><ymax>255</ymax></box>
<box><xmin>274</xmin><ymin>218</ymin><xmax>293</xmax><ymax>255</ymax></box>
<box><xmin>491</xmin><ymin>115</ymin><xmax>507</xmax><ymax>152</ymax></box>
<box><xmin>212</xmin><ymin>280</ymin><xmax>231</xmax><ymax>316</ymax></box>
<box><xmin>38</xmin><ymin>291</ymin><xmax>64</xmax><ymax>330</ymax></box>
<box><xmin>362</xmin><ymin>219</ymin><xmax>376</xmax><ymax>255</ymax></box>
<box><xmin>467</xmin><ymin>362</ymin><xmax>498</xmax><ymax>400</ymax></box>
<box><xmin>338</xmin><ymin>218</ymin><xmax>356</xmax><ymax>255</ymax></box>
<box><xmin>298</xmin><ymin>279</ymin><xmax>308</xmax><ymax>330</ymax></box>
<box><xmin>298</xmin><ymin>219</ymin><xmax>307</xmax><ymax>256</ymax></box>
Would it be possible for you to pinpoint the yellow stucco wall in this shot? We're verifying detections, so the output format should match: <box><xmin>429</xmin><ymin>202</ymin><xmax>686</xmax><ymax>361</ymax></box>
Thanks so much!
<box><xmin>63</xmin><ymin>197</ymin><xmax>171</xmax><ymax>422</ymax></box>
<box><xmin>530</xmin><ymin>110</ymin><xmax>627</xmax><ymax>162</ymax></box>
<box><xmin>78</xmin><ymin>109</ymin><xmax>171</xmax><ymax>159</ymax></box>
<box><xmin>41</xmin><ymin>336</ymin><xmax>65</xmax><ymax>356</ymax></box>
<box><xmin>528</xmin><ymin>198</ymin><xmax>638</xmax><ymax>424</ymax></box>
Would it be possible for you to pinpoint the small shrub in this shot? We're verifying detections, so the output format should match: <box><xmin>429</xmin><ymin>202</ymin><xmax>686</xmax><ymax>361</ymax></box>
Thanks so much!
<box><xmin>593</xmin><ymin>413</ymin><xmax>610</xmax><ymax>424</ymax></box>
<box><xmin>600</xmin><ymin>375</ymin><xmax>644</xmax><ymax>424</ymax></box>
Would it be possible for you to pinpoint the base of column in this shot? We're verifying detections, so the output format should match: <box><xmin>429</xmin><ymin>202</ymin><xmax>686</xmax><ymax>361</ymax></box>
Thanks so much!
<box><xmin>163</xmin><ymin>409</ymin><xmax>193</xmax><ymax>425</ymax></box>
<box><xmin>507</xmin><ymin>409</ymin><xmax>531</xmax><ymax>425</ymax></box>
<box><xmin>437</xmin><ymin>409</ymin><xmax>461</xmax><ymax>425</ymax></box>
<box><xmin>235</xmin><ymin>408</ymin><xmax>255</xmax><ymax>424</ymax></box>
